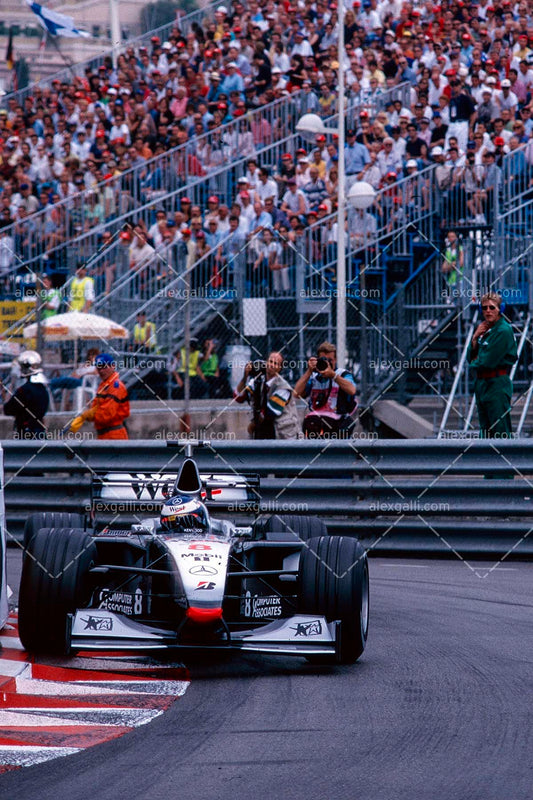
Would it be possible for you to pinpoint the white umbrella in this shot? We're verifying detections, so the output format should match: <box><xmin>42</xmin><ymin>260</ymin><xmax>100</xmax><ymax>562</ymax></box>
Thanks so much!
<box><xmin>23</xmin><ymin>311</ymin><xmax>129</xmax><ymax>342</ymax></box>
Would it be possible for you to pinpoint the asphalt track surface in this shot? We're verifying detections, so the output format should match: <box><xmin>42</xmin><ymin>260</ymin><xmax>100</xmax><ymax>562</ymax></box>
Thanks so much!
<box><xmin>2</xmin><ymin>551</ymin><xmax>532</xmax><ymax>800</ymax></box>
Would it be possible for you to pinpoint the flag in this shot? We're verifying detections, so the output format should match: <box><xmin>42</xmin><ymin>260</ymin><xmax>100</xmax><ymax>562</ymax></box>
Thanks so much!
<box><xmin>24</xmin><ymin>0</ymin><xmax>91</xmax><ymax>38</ymax></box>
<box><xmin>6</xmin><ymin>28</ymin><xmax>14</xmax><ymax>71</ymax></box>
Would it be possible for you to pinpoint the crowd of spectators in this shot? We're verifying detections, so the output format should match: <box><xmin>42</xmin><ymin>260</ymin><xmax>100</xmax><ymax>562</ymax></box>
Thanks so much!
<box><xmin>1</xmin><ymin>0</ymin><xmax>533</xmax><ymax>301</ymax></box>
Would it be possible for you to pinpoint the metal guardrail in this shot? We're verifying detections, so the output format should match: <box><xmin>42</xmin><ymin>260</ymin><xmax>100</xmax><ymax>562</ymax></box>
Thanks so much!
<box><xmin>4</xmin><ymin>440</ymin><xmax>533</xmax><ymax>555</ymax></box>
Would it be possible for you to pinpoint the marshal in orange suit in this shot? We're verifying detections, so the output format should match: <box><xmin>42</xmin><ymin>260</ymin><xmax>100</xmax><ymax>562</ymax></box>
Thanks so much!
<box><xmin>69</xmin><ymin>353</ymin><xmax>130</xmax><ymax>439</ymax></box>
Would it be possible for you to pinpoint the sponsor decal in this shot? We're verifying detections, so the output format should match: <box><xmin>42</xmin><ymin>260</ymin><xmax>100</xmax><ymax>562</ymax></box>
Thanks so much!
<box><xmin>189</xmin><ymin>565</ymin><xmax>218</xmax><ymax>576</ymax></box>
<box><xmin>188</xmin><ymin>544</ymin><xmax>212</xmax><ymax>551</ymax></box>
<box><xmin>195</xmin><ymin>581</ymin><xmax>216</xmax><ymax>590</ymax></box>
<box><xmin>81</xmin><ymin>616</ymin><xmax>113</xmax><ymax>631</ymax></box>
<box><xmin>180</xmin><ymin>552</ymin><xmax>222</xmax><ymax>561</ymax></box>
<box><xmin>291</xmin><ymin>620</ymin><xmax>322</xmax><ymax>637</ymax></box>
<box><xmin>242</xmin><ymin>591</ymin><xmax>282</xmax><ymax>619</ymax></box>
<box><xmin>98</xmin><ymin>588</ymin><xmax>143</xmax><ymax>616</ymax></box>
<box><xmin>130</xmin><ymin>475</ymin><xmax>163</xmax><ymax>500</ymax></box>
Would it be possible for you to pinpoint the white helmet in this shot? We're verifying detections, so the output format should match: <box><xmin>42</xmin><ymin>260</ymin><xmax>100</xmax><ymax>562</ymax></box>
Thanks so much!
<box><xmin>17</xmin><ymin>350</ymin><xmax>43</xmax><ymax>376</ymax></box>
<box><xmin>160</xmin><ymin>495</ymin><xmax>210</xmax><ymax>534</ymax></box>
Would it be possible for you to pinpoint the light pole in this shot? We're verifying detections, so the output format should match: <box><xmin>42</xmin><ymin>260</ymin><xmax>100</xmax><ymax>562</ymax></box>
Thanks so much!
<box><xmin>296</xmin><ymin>0</ymin><xmax>346</xmax><ymax>365</ymax></box>
<box><xmin>347</xmin><ymin>181</ymin><xmax>376</xmax><ymax>407</ymax></box>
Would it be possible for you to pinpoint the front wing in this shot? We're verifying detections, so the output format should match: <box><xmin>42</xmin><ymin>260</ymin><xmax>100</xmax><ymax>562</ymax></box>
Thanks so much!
<box><xmin>69</xmin><ymin>610</ymin><xmax>340</xmax><ymax>658</ymax></box>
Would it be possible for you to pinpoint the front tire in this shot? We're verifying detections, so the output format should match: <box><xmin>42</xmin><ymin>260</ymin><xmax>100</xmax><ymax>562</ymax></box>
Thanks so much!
<box><xmin>18</xmin><ymin>527</ymin><xmax>96</xmax><ymax>654</ymax></box>
<box><xmin>298</xmin><ymin>536</ymin><xmax>369</xmax><ymax>664</ymax></box>
<box><xmin>23</xmin><ymin>512</ymin><xmax>85</xmax><ymax>550</ymax></box>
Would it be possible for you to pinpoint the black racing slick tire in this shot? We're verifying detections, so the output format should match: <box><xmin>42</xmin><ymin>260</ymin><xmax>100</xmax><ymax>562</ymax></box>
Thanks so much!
<box><xmin>23</xmin><ymin>511</ymin><xmax>85</xmax><ymax>550</ymax></box>
<box><xmin>18</xmin><ymin>527</ymin><xmax>96</xmax><ymax>654</ymax></box>
<box><xmin>254</xmin><ymin>514</ymin><xmax>328</xmax><ymax>542</ymax></box>
<box><xmin>298</xmin><ymin>536</ymin><xmax>369</xmax><ymax>664</ymax></box>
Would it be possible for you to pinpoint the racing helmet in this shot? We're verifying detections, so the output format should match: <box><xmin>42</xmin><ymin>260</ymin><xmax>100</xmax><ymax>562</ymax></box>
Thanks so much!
<box><xmin>160</xmin><ymin>495</ymin><xmax>210</xmax><ymax>534</ymax></box>
<box><xmin>17</xmin><ymin>350</ymin><xmax>43</xmax><ymax>376</ymax></box>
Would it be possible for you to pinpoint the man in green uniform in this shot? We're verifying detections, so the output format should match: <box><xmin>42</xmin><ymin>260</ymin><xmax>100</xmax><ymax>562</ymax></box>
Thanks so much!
<box><xmin>467</xmin><ymin>292</ymin><xmax>517</xmax><ymax>438</ymax></box>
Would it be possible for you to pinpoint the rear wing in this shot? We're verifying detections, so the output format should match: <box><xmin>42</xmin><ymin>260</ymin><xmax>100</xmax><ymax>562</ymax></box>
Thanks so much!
<box><xmin>91</xmin><ymin>471</ymin><xmax>260</xmax><ymax>517</ymax></box>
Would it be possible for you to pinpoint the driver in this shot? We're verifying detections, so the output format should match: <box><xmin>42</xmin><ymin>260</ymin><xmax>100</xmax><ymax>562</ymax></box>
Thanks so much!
<box><xmin>160</xmin><ymin>495</ymin><xmax>210</xmax><ymax>534</ymax></box>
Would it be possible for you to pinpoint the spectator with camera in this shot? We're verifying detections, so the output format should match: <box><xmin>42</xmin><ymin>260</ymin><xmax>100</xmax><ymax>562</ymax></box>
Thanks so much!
<box><xmin>235</xmin><ymin>352</ymin><xmax>300</xmax><ymax>440</ymax></box>
<box><xmin>294</xmin><ymin>341</ymin><xmax>357</xmax><ymax>438</ymax></box>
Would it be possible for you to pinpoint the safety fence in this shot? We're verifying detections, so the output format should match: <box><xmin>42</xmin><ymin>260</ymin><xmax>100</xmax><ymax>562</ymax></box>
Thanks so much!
<box><xmin>0</xmin><ymin>81</ymin><xmax>411</xmax><ymax>291</ymax></box>
<box><xmin>3</xmin><ymin>439</ymin><xmax>533</xmax><ymax>555</ymax></box>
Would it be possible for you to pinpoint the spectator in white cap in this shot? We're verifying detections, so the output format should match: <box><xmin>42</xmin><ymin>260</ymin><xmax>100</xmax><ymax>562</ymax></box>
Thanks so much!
<box><xmin>220</xmin><ymin>62</ymin><xmax>245</xmax><ymax>100</ymax></box>
<box><xmin>377</xmin><ymin>136</ymin><xmax>403</xmax><ymax>176</ymax></box>
<box><xmin>495</xmin><ymin>79</ymin><xmax>518</xmax><ymax>118</ymax></box>
<box><xmin>213</xmin><ymin>6</ymin><xmax>228</xmax><ymax>42</ymax></box>
<box><xmin>271</xmin><ymin>66</ymin><xmax>287</xmax><ymax>91</ymax></box>
<box><xmin>477</xmin><ymin>88</ymin><xmax>496</xmax><ymax>128</ymax></box>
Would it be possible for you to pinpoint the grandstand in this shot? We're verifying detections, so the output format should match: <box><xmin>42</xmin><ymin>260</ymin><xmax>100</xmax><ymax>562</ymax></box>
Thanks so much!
<box><xmin>1</xmin><ymin>0</ymin><xmax>533</xmax><ymax>436</ymax></box>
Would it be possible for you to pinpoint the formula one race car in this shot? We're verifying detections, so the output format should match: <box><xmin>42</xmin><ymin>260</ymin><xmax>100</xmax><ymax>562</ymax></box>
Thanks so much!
<box><xmin>18</xmin><ymin>452</ymin><xmax>369</xmax><ymax>664</ymax></box>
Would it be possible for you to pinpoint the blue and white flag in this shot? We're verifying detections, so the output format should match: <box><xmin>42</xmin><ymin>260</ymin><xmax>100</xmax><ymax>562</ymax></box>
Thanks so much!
<box><xmin>25</xmin><ymin>0</ymin><xmax>91</xmax><ymax>38</ymax></box>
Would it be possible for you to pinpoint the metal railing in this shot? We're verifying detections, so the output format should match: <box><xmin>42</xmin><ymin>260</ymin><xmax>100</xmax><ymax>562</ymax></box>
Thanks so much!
<box><xmin>0</xmin><ymin>93</ymin><xmax>302</xmax><ymax>283</ymax></box>
<box><xmin>4</xmin><ymin>439</ymin><xmax>533</xmax><ymax>555</ymax></box>
<box><xmin>0</xmin><ymin>82</ymin><xmax>412</xmax><ymax>290</ymax></box>
<box><xmin>435</xmin><ymin>229</ymin><xmax>533</xmax><ymax>434</ymax></box>
<box><xmin>4</xmin><ymin>0</ymin><xmax>220</xmax><ymax>105</ymax></box>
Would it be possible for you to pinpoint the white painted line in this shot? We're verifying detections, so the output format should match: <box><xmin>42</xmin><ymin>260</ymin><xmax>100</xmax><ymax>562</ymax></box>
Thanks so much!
<box><xmin>0</xmin><ymin>661</ymin><xmax>31</xmax><ymax>678</ymax></box>
<box><xmin>0</xmin><ymin>745</ymin><xmax>81</xmax><ymax>766</ymax></box>
<box><xmin>16</xmin><ymin>677</ymin><xmax>189</xmax><ymax>697</ymax></box>
<box><xmin>0</xmin><ymin>707</ymin><xmax>162</xmax><ymax>727</ymax></box>
<box><xmin>0</xmin><ymin>636</ymin><xmax>26</xmax><ymax>650</ymax></box>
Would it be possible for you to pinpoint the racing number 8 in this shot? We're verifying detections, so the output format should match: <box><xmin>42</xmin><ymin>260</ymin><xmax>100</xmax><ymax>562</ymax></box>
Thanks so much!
<box><xmin>134</xmin><ymin>588</ymin><xmax>143</xmax><ymax>615</ymax></box>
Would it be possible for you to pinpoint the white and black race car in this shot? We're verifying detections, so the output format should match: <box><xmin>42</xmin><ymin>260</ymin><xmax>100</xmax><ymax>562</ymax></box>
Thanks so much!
<box><xmin>18</xmin><ymin>451</ymin><xmax>369</xmax><ymax>664</ymax></box>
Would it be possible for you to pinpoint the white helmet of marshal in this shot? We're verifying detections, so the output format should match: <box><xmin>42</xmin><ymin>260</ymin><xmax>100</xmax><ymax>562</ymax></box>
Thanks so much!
<box><xmin>160</xmin><ymin>495</ymin><xmax>210</xmax><ymax>534</ymax></box>
<box><xmin>17</xmin><ymin>350</ymin><xmax>43</xmax><ymax>376</ymax></box>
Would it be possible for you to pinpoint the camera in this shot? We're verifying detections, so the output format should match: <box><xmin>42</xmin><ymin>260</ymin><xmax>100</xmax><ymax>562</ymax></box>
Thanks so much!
<box><xmin>316</xmin><ymin>356</ymin><xmax>329</xmax><ymax>372</ymax></box>
<box><xmin>249</xmin><ymin>360</ymin><xmax>267</xmax><ymax>378</ymax></box>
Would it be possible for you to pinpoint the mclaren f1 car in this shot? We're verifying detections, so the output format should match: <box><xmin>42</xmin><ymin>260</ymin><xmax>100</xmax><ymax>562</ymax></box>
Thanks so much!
<box><xmin>18</xmin><ymin>451</ymin><xmax>369</xmax><ymax>664</ymax></box>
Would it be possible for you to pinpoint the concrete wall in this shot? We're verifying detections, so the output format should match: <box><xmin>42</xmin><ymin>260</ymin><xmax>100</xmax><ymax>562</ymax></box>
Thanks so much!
<box><xmin>0</xmin><ymin>400</ymin><xmax>307</xmax><ymax>442</ymax></box>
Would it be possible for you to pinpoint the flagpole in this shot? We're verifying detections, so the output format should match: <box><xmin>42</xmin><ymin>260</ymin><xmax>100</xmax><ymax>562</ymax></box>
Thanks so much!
<box><xmin>110</xmin><ymin>0</ymin><xmax>121</xmax><ymax>69</ymax></box>
<box><xmin>46</xmin><ymin>33</ymin><xmax>77</xmax><ymax>81</ymax></box>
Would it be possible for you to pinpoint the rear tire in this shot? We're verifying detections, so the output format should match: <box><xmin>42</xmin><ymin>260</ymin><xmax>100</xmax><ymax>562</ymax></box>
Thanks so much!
<box><xmin>298</xmin><ymin>536</ymin><xmax>369</xmax><ymax>664</ymax></box>
<box><xmin>18</xmin><ymin>527</ymin><xmax>96</xmax><ymax>654</ymax></box>
<box><xmin>254</xmin><ymin>514</ymin><xmax>328</xmax><ymax>542</ymax></box>
<box><xmin>23</xmin><ymin>512</ymin><xmax>85</xmax><ymax>550</ymax></box>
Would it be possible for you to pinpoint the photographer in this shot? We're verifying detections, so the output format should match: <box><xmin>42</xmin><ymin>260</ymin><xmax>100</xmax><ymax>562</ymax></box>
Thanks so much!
<box><xmin>294</xmin><ymin>341</ymin><xmax>357</xmax><ymax>438</ymax></box>
<box><xmin>235</xmin><ymin>352</ymin><xmax>300</xmax><ymax>440</ymax></box>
